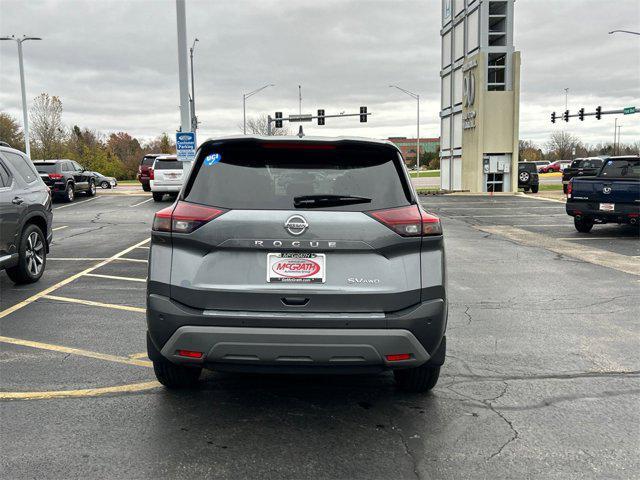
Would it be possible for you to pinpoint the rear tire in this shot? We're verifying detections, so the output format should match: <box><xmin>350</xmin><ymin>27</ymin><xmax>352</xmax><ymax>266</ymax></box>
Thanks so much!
<box><xmin>531</xmin><ymin>185</ymin><xmax>539</xmax><ymax>193</ymax></box>
<box><xmin>152</xmin><ymin>192</ymin><xmax>164</xmax><ymax>202</ymax></box>
<box><xmin>64</xmin><ymin>183</ymin><xmax>75</xmax><ymax>202</ymax></box>
<box><xmin>574</xmin><ymin>217</ymin><xmax>594</xmax><ymax>233</ymax></box>
<box><xmin>394</xmin><ymin>365</ymin><xmax>440</xmax><ymax>393</ymax></box>
<box><xmin>5</xmin><ymin>224</ymin><xmax>47</xmax><ymax>284</ymax></box>
<box><xmin>86</xmin><ymin>179</ymin><xmax>96</xmax><ymax>196</ymax></box>
<box><xmin>153</xmin><ymin>359</ymin><xmax>202</xmax><ymax>389</ymax></box>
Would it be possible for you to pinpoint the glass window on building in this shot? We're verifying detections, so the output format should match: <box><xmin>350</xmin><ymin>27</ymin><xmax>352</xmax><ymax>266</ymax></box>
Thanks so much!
<box><xmin>442</xmin><ymin>31</ymin><xmax>452</xmax><ymax>68</ymax></box>
<box><xmin>454</xmin><ymin>22</ymin><xmax>465</xmax><ymax>61</ymax></box>
<box><xmin>454</xmin><ymin>0</ymin><xmax>464</xmax><ymax>16</ymax></box>
<box><xmin>453</xmin><ymin>113</ymin><xmax>463</xmax><ymax>149</ymax></box>
<box><xmin>442</xmin><ymin>73</ymin><xmax>452</xmax><ymax>109</ymax></box>
<box><xmin>441</xmin><ymin>118</ymin><xmax>451</xmax><ymax>150</ymax></box>
<box><xmin>467</xmin><ymin>8</ymin><xmax>479</xmax><ymax>53</ymax></box>
<box><xmin>453</xmin><ymin>68</ymin><xmax>463</xmax><ymax>105</ymax></box>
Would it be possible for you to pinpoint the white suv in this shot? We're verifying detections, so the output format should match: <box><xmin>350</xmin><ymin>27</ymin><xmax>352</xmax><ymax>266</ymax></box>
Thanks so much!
<box><xmin>150</xmin><ymin>155</ymin><xmax>183</xmax><ymax>202</ymax></box>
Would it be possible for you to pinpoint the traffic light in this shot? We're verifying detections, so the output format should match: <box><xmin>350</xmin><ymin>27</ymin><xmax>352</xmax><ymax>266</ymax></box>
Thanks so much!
<box><xmin>317</xmin><ymin>109</ymin><xmax>325</xmax><ymax>125</ymax></box>
<box><xmin>275</xmin><ymin>112</ymin><xmax>283</xmax><ymax>128</ymax></box>
<box><xmin>359</xmin><ymin>106</ymin><xmax>367</xmax><ymax>123</ymax></box>
<box><xmin>595</xmin><ymin>106</ymin><xmax>602</xmax><ymax>120</ymax></box>
<box><xmin>578</xmin><ymin>108</ymin><xmax>585</xmax><ymax>121</ymax></box>
<box><xmin>551</xmin><ymin>112</ymin><xmax>556</xmax><ymax>123</ymax></box>
<box><xmin>563</xmin><ymin>110</ymin><xmax>569</xmax><ymax>122</ymax></box>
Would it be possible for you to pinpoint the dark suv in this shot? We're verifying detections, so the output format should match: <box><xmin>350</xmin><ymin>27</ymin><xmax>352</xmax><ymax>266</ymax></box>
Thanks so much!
<box><xmin>33</xmin><ymin>159</ymin><xmax>96</xmax><ymax>202</ymax></box>
<box><xmin>0</xmin><ymin>146</ymin><xmax>53</xmax><ymax>284</ymax></box>
<box><xmin>147</xmin><ymin>136</ymin><xmax>447</xmax><ymax>393</ymax></box>
<box><xmin>137</xmin><ymin>153</ymin><xmax>163</xmax><ymax>192</ymax></box>
<box><xmin>562</xmin><ymin>157</ymin><xmax>604</xmax><ymax>194</ymax></box>
<box><xmin>518</xmin><ymin>162</ymin><xmax>539</xmax><ymax>193</ymax></box>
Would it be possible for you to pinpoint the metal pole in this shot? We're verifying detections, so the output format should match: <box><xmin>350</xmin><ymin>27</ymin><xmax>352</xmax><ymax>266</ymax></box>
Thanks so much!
<box><xmin>298</xmin><ymin>85</ymin><xmax>302</xmax><ymax>115</ymax></box>
<box><xmin>243</xmin><ymin>95</ymin><xmax>247</xmax><ymax>135</ymax></box>
<box><xmin>175</xmin><ymin>0</ymin><xmax>191</xmax><ymax>133</ymax></box>
<box><xmin>267</xmin><ymin>115</ymin><xmax>272</xmax><ymax>136</ymax></box>
<box><xmin>613</xmin><ymin>118</ymin><xmax>617</xmax><ymax>155</ymax></box>
<box><xmin>617</xmin><ymin>125</ymin><xmax>622</xmax><ymax>155</ymax></box>
<box><xmin>416</xmin><ymin>95</ymin><xmax>420</xmax><ymax>172</ymax></box>
<box><xmin>189</xmin><ymin>39</ymin><xmax>198</xmax><ymax>131</ymax></box>
<box><xmin>17</xmin><ymin>40</ymin><xmax>30</xmax><ymax>157</ymax></box>
<box><xmin>564</xmin><ymin>88</ymin><xmax>569</xmax><ymax>111</ymax></box>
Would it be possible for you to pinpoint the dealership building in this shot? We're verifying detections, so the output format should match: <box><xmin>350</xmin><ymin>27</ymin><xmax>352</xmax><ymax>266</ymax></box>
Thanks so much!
<box><xmin>440</xmin><ymin>0</ymin><xmax>520</xmax><ymax>192</ymax></box>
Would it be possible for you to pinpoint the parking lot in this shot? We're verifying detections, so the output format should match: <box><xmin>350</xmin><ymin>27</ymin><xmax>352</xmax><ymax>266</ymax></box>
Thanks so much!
<box><xmin>1</xmin><ymin>191</ymin><xmax>639</xmax><ymax>479</ymax></box>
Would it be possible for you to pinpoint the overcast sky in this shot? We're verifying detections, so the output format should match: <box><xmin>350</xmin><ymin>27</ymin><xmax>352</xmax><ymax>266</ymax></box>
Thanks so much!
<box><xmin>1</xmin><ymin>0</ymin><xmax>638</xmax><ymax>148</ymax></box>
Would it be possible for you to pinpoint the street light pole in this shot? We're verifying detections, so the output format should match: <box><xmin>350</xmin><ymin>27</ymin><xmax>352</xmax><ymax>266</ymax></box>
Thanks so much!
<box><xmin>1</xmin><ymin>35</ymin><xmax>42</xmax><ymax>157</ymax></box>
<box><xmin>390</xmin><ymin>85</ymin><xmax>421</xmax><ymax>171</ymax></box>
<box><xmin>564</xmin><ymin>87</ymin><xmax>569</xmax><ymax>111</ymax></box>
<box><xmin>189</xmin><ymin>38</ymin><xmax>199</xmax><ymax>131</ymax></box>
<box><xmin>242</xmin><ymin>84</ymin><xmax>275</xmax><ymax>134</ymax></box>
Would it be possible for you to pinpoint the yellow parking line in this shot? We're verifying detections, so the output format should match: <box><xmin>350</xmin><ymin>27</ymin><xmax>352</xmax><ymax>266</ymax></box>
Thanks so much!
<box><xmin>0</xmin><ymin>335</ymin><xmax>152</xmax><ymax>368</ymax></box>
<box><xmin>0</xmin><ymin>238</ymin><xmax>150</xmax><ymax>319</ymax></box>
<box><xmin>85</xmin><ymin>273</ymin><xmax>147</xmax><ymax>283</ymax></box>
<box><xmin>52</xmin><ymin>225</ymin><xmax>68</xmax><ymax>231</ymax></box>
<box><xmin>0</xmin><ymin>381</ymin><xmax>161</xmax><ymax>400</ymax></box>
<box><xmin>43</xmin><ymin>294</ymin><xmax>146</xmax><ymax>313</ymax></box>
<box><xmin>129</xmin><ymin>352</ymin><xmax>149</xmax><ymax>359</ymax></box>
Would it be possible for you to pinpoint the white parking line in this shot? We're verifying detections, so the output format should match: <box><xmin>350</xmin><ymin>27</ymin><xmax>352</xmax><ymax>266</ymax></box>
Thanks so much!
<box><xmin>85</xmin><ymin>273</ymin><xmax>147</xmax><ymax>283</ymax></box>
<box><xmin>52</xmin><ymin>226</ymin><xmax>68</xmax><ymax>231</ymax></box>
<box><xmin>53</xmin><ymin>197</ymin><xmax>100</xmax><ymax>210</ymax></box>
<box><xmin>558</xmin><ymin>237</ymin><xmax>640</xmax><ymax>241</ymax></box>
<box><xmin>130</xmin><ymin>198</ymin><xmax>153</xmax><ymax>207</ymax></box>
<box><xmin>43</xmin><ymin>294</ymin><xmax>146</xmax><ymax>313</ymax></box>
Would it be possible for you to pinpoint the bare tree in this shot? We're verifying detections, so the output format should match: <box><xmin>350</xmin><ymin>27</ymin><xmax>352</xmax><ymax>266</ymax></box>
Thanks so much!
<box><xmin>240</xmin><ymin>115</ymin><xmax>290</xmax><ymax>136</ymax></box>
<box><xmin>519</xmin><ymin>139</ymin><xmax>543</xmax><ymax>162</ymax></box>
<box><xmin>29</xmin><ymin>93</ymin><xmax>65</xmax><ymax>158</ymax></box>
<box><xmin>546</xmin><ymin>131</ymin><xmax>581</xmax><ymax>160</ymax></box>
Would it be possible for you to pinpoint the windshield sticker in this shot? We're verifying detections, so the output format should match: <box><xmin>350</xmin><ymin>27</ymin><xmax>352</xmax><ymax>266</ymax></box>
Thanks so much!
<box><xmin>204</xmin><ymin>153</ymin><xmax>222</xmax><ymax>166</ymax></box>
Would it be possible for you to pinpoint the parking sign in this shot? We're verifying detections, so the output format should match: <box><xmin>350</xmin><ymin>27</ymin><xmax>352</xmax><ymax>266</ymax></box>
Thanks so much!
<box><xmin>176</xmin><ymin>132</ymin><xmax>196</xmax><ymax>162</ymax></box>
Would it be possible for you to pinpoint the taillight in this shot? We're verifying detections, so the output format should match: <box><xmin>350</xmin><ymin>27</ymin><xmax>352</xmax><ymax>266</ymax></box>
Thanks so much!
<box><xmin>368</xmin><ymin>205</ymin><xmax>442</xmax><ymax>237</ymax></box>
<box><xmin>567</xmin><ymin>180</ymin><xmax>572</xmax><ymax>196</ymax></box>
<box><xmin>149</xmin><ymin>168</ymin><xmax>154</xmax><ymax>180</ymax></box>
<box><xmin>48</xmin><ymin>173</ymin><xmax>63</xmax><ymax>180</ymax></box>
<box><xmin>152</xmin><ymin>201</ymin><xmax>227</xmax><ymax>233</ymax></box>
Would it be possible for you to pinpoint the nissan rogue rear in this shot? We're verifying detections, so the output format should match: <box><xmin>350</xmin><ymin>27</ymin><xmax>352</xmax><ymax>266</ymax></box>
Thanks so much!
<box><xmin>146</xmin><ymin>136</ymin><xmax>447</xmax><ymax>392</ymax></box>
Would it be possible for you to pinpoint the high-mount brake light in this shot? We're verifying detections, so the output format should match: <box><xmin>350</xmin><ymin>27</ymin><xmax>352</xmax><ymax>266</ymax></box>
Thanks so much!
<box><xmin>152</xmin><ymin>201</ymin><xmax>227</xmax><ymax>233</ymax></box>
<box><xmin>368</xmin><ymin>205</ymin><xmax>442</xmax><ymax>237</ymax></box>
<box><xmin>261</xmin><ymin>143</ymin><xmax>336</xmax><ymax>150</ymax></box>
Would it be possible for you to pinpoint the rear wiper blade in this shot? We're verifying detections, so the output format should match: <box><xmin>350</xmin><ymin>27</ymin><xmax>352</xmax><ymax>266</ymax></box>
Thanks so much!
<box><xmin>293</xmin><ymin>194</ymin><xmax>372</xmax><ymax>208</ymax></box>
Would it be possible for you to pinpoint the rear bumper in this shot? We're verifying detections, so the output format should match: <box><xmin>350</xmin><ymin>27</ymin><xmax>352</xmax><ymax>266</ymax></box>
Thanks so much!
<box><xmin>150</xmin><ymin>184</ymin><xmax>182</xmax><ymax>193</ymax></box>
<box><xmin>147</xmin><ymin>294</ymin><xmax>447</xmax><ymax>370</ymax></box>
<box><xmin>566</xmin><ymin>201</ymin><xmax>640</xmax><ymax>224</ymax></box>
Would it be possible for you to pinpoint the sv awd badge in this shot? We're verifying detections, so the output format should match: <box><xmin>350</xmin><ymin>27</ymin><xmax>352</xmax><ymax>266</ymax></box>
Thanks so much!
<box><xmin>347</xmin><ymin>277</ymin><xmax>381</xmax><ymax>285</ymax></box>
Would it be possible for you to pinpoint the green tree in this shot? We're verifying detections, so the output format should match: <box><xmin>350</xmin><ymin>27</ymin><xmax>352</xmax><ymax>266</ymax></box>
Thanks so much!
<box><xmin>0</xmin><ymin>112</ymin><xmax>25</xmax><ymax>151</ymax></box>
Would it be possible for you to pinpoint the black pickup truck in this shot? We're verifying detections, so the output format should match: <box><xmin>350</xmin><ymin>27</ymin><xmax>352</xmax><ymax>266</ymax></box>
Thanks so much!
<box><xmin>562</xmin><ymin>157</ymin><xmax>605</xmax><ymax>194</ymax></box>
<box><xmin>566</xmin><ymin>156</ymin><xmax>640</xmax><ymax>232</ymax></box>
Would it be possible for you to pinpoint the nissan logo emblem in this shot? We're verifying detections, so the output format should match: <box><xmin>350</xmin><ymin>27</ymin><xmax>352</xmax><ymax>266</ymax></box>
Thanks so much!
<box><xmin>284</xmin><ymin>215</ymin><xmax>309</xmax><ymax>236</ymax></box>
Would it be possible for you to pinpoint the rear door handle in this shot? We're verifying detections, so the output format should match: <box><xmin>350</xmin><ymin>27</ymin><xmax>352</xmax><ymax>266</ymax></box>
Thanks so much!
<box><xmin>281</xmin><ymin>297</ymin><xmax>309</xmax><ymax>307</ymax></box>
<box><xmin>12</xmin><ymin>197</ymin><xmax>24</xmax><ymax>205</ymax></box>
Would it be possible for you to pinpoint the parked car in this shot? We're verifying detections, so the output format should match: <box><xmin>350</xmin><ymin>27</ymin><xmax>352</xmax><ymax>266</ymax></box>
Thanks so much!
<box><xmin>147</xmin><ymin>136</ymin><xmax>447</xmax><ymax>392</ymax></box>
<box><xmin>33</xmin><ymin>159</ymin><xmax>96</xmax><ymax>202</ymax></box>
<box><xmin>518</xmin><ymin>162</ymin><xmax>539</xmax><ymax>193</ymax></box>
<box><xmin>539</xmin><ymin>160</ymin><xmax>571</xmax><ymax>173</ymax></box>
<box><xmin>532</xmin><ymin>160</ymin><xmax>549</xmax><ymax>172</ymax></box>
<box><xmin>0</xmin><ymin>146</ymin><xmax>53</xmax><ymax>284</ymax></box>
<box><xmin>562</xmin><ymin>157</ymin><xmax>604</xmax><ymax>193</ymax></box>
<box><xmin>137</xmin><ymin>153</ymin><xmax>163</xmax><ymax>192</ymax></box>
<box><xmin>150</xmin><ymin>155</ymin><xmax>183</xmax><ymax>201</ymax></box>
<box><xmin>91</xmin><ymin>171</ymin><xmax>118</xmax><ymax>189</ymax></box>
<box><xmin>566</xmin><ymin>156</ymin><xmax>640</xmax><ymax>232</ymax></box>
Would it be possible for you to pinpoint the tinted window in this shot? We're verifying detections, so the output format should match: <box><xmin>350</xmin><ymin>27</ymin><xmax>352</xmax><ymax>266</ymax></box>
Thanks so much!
<box><xmin>63</xmin><ymin>162</ymin><xmax>75</xmax><ymax>171</ymax></box>
<box><xmin>154</xmin><ymin>160</ymin><xmax>180</xmax><ymax>170</ymax></box>
<box><xmin>142</xmin><ymin>156</ymin><xmax>157</xmax><ymax>166</ymax></box>
<box><xmin>600</xmin><ymin>159</ymin><xmax>640</xmax><ymax>178</ymax></box>
<box><xmin>72</xmin><ymin>161</ymin><xmax>84</xmax><ymax>171</ymax></box>
<box><xmin>185</xmin><ymin>143</ymin><xmax>411</xmax><ymax>211</ymax></box>
<box><xmin>2</xmin><ymin>151</ymin><xmax>38</xmax><ymax>183</ymax></box>
<box><xmin>0</xmin><ymin>161</ymin><xmax>11</xmax><ymax>188</ymax></box>
<box><xmin>519</xmin><ymin>163</ymin><xmax>537</xmax><ymax>173</ymax></box>
<box><xmin>34</xmin><ymin>163</ymin><xmax>59</xmax><ymax>173</ymax></box>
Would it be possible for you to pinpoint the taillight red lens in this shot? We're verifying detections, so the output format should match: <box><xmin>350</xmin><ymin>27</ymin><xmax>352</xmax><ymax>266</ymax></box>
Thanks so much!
<box><xmin>567</xmin><ymin>180</ymin><xmax>572</xmax><ymax>196</ymax></box>
<box><xmin>152</xmin><ymin>201</ymin><xmax>227</xmax><ymax>233</ymax></box>
<box><xmin>48</xmin><ymin>173</ymin><xmax>63</xmax><ymax>180</ymax></box>
<box><xmin>368</xmin><ymin>205</ymin><xmax>442</xmax><ymax>237</ymax></box>
<box><xmin>149</xmin><ymin>168</ymin><xmax>154</xmax><ymax>180</ymax></box>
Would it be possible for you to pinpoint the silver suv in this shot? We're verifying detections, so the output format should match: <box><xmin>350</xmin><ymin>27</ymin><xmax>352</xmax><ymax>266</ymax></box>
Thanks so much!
<box><xmin>146</xmin><ymin>136</ymin><xmax>447</xmax><ymax>392</ymax></box>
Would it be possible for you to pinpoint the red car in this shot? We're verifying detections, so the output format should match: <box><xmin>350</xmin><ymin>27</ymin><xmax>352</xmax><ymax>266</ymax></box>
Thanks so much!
<box><xmin>137</xmin><ymin>153</ymin><xmax>163</xmax><ymax>191</ymax></box>
<box><xmin>539</xmin><ymin>160</ymin><xmax>571</xmax><ymax>173</ymax></box>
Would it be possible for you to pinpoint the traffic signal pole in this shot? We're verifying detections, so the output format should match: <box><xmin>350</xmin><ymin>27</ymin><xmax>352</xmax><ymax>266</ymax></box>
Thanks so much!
<box><xmin>550</xmin><ymin>106</ymin><xmax>638</xmax><ymax>123</ymax></box>
<box><xmin>266</xmin><ymin>110</ymin><xmax>371</xmax><ymax>135</ymax></box>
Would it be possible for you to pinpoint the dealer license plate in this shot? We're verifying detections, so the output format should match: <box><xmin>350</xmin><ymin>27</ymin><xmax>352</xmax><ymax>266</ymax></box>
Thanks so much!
<box><xmin>599</xmin><ymin>203</ymin><xmax>615</xmax><ymax>212</ymax></box>
<box><xmin>267</xmin><ymin>253</ymin><xmax>325</xmax><ymax>283</ymax></box>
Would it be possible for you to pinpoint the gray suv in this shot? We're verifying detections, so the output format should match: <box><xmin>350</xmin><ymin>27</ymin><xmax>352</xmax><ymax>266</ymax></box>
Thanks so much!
<box><xmin>146</xmin><ymin>137</ymin><xmax>447</xmax><ymax>392</ymax></box>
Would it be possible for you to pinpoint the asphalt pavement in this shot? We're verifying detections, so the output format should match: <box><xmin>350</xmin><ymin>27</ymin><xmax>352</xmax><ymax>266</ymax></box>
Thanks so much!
<box><xmin>1</xmin><ymin>191</ymin><xmax>638</xmax><ymax>479</ymax></box>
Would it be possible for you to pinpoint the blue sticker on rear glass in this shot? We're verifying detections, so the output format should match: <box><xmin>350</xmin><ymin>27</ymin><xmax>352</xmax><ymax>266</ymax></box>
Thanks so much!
<box><xmin>204</xmin><ymin>153</ymin><xmax>221</xmax><ymax>166</ymax></box>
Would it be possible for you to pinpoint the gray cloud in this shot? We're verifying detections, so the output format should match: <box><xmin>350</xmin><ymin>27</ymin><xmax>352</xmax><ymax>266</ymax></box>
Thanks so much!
<box><xmin>1</xmin><ymin>0</ymin><xmax>638</xmax><ymax>146</ymax></box>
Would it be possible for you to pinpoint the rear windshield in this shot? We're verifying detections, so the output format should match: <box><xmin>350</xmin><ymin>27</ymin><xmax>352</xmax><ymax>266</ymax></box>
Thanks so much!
<box><xmin>142</xmin><ymin>156</ymin><xmax>157</xmax><ymax>166</ymax></box>
<box><xmin>34</xmin><ymin>163</ymin><xmax>59</xmax><ymax>173</ymax></box>
<box><xmin>185</xmin><ymin>143</ymin><xmax>412</xmax><ymax>211</ymax></box>
<box><xmin>599</xmin><ymin>159</ymin><xmax>640</xmax><ymax>178</ymax></box>
<box><xmin>154</xmin><ymin>160</ymin><xmax>180</xmax><ymax>170</ymax></box>
<box><xmin>570</xmin><ymin>159</ymin><xmax>602</xmax><ymax>169</ymax></box>
<box><xmin>519</xmin><ymin>163</ymin><xmax>537</xmax><ymax>173</ymax></box>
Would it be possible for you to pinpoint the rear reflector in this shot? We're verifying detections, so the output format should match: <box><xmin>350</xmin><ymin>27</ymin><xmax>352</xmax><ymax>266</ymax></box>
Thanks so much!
<box><xmin>368</xmin><ymin>205</ymin><xmax>442</xmax><ymax>237</ymax></box>
<box><xmin>386</xmin><ymin>353</ymin><xmax>411</xmax><ymax>362</ymax></box>
<box><xmin>152</xmin><ymin>201</ymin><xmax>227</xmax><ymax>233</ymax></box>
<box><xmin>176</xmin><ymin>350</ymin><xmax>203</xmax><ymax>359</ymax></box>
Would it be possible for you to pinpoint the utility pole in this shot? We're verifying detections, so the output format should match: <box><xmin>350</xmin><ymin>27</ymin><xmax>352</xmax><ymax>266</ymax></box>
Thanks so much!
<box><xmin>564</xmin><ymin>88</ymin><xmax>569</xmax><ymax>111</ymax></box>
<box><xmin>0</xmin><ymin>35</ymin><xmax>42</xmax><ymax>157</ymax></box>
<box><xmin>616</xmin><ymin>124</ymin><xmax>622</xmax><ymax>155</ymax></box>
<box><xmin>175</xmin><ymin>0</ymin><xmax>192</xmax><ymax>178</ymax></box>
<box><xmin>613</xmin><ymin>118</ymin><xmax>617</xmax><ymax>155</ymax></box>
<box><xmin>390</xmin><ymin>85</ymin><xmax>421</xmax><ymax>172</ymax></box>
<box><xmin>242</xmin><ymin>84</ymin><xmax>274</xmax><ymax>134</ymax></box>
<box><xmin>298</xmin><ymin>85</ymin><xmax>302</xmax><ymax>115</ymax></box>
<box><xmin>189</xmin><ymin>38</ymin><xmax>199</xmax><ymax>131</ymax></box>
